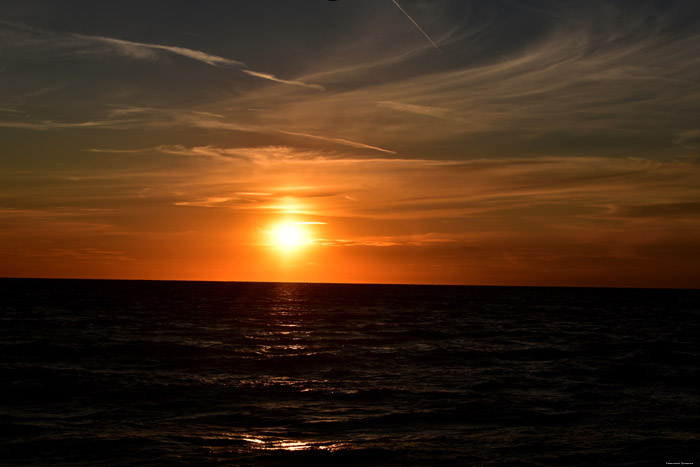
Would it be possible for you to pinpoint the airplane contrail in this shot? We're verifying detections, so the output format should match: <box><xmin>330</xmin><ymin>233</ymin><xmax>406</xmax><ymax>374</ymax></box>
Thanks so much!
<box><xmin>391</xmin><ymin>0</ymin><xmax>442</xmax><ymax>53</ymax></box>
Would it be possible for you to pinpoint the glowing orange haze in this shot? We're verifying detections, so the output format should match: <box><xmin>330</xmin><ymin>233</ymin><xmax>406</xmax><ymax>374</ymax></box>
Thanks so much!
<box><xmin>3</xmin><ymin>148</ymin><xmax>700</xmax><ymax>288</ymax></box>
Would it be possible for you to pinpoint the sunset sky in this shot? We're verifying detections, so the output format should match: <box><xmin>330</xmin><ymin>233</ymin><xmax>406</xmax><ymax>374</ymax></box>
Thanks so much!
<box><xmin>2</xmin><ymin>0</ymin><xmax>700</xmax><ymax>287</ymax></box>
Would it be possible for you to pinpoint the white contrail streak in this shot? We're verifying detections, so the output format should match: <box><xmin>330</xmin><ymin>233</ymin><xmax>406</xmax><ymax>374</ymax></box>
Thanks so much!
<box><xmin>391</xmin><ymin>0</ymin><xmax>442</xmax><ymax>53</ymax></box>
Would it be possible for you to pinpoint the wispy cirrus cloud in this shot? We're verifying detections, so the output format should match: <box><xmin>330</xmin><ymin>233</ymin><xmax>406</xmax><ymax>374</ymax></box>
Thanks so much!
<box><xmin>0</xmin><ymin>247</ymin><xmax>133</xmax><ymax>262</ymax></box>
<box><xmin>377</xmin><ymin>101</ymin><xmax>453</xmax><ymax>119</ymax></box>
<box><xmin>0</xmin><ymin>19</ymin><xmax>323</xmax><ymax>90</ymax></box>
<box><xmin>4</xmin><ymin>103</ymin><xmax>394</xmax><ymax>154</ymax></box>
<box><xmin>0</xmin><ymin>119</ymin><xmax>135</xmax><ymax>130</ymax></box>
<box><xmin>263</xmin><ymin>1</ymin><xmax>700</xmax><ymax>157</ymax></box>
<box><xmin>111</xmin><ymin>143</ymin><xmax>700</xmax><ymax>226</ymax></box>
<box><xmin>82</xmin><ymin>147</ymin><xmax>150</xmax><ymax>154</ymax></box>
<box><xmin>274</xmin><ymin>129</ymin><xmax>396</xmax><ymax>154</ymax></box>
<box><xmin>173</xmin><ymin>197</ymin><xmax>239</xmax><ymax>208</ymax></box>
<box><xmin>316</xmin><ymin>238</ymin><xmax>402</xmax><ymax>247</ymax></box>
<box><xmin>0</xmin><ymin>19</ymin><xmax>240</xmax><ymax>66</ymax></box>
<box><xmin>72</xmin><ymin>32</ymin><xmax>244</xmax><ymax>66</ymax></box>
<box><xmin>390</xmin><ymin>0</ymin><xmax>442</xmax><ymax>53</ymax></box>
<box><xmin>316</xmin><ymin>232</ymin><xmax>454</xmax><ymax>248</ymax></box>
<box><xmin>242</xmin><ymin>70</ymin><xmax>325</xmax><ymax>91</ymax></box>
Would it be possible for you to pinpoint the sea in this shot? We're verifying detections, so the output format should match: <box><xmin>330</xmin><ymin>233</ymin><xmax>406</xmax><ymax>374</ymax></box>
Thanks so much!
<box><xmin>1</xmin><ymin>278</ymin><xmax>698</xmax><ymax>466</ymax></box>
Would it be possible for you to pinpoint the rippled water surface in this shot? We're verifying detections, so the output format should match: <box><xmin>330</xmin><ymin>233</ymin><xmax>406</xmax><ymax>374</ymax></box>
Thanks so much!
<box><xmin>1</xmin><ymin>279</ymin><xmax>699</xmax><ymax>466</ymax></box>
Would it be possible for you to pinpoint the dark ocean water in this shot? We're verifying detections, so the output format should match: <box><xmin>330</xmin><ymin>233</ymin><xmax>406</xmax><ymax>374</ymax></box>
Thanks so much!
<box><xmin>1</xmin><ymin>279</ymin><xmax>699</xmax><ymax>466</ymax></box>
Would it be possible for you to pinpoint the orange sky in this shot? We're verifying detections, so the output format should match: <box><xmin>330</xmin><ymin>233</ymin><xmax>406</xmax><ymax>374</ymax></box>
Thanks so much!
<box><xmin>1</xmin><ymin>1</ymin><xmax>700</xmax><ymax>287</ymax></box>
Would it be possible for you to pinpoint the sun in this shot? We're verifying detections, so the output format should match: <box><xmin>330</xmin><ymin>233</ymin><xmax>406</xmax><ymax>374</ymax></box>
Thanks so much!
<box><xmin>271</xmin><ymin>223</ymin><xmax>309</xmax><ymax>250</ymax></box>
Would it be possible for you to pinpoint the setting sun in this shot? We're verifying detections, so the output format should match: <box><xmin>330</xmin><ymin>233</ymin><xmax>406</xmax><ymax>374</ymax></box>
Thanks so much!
<box><xmin>271</xmin><ymin>223</ymin><xmax>309</xmax><ymax>250</ymax></box>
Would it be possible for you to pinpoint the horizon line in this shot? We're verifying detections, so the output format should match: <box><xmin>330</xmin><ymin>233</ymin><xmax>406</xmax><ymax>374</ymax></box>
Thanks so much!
<box><xmin>1</xmin><ymin>276</ymin><xmax>697</xmax><ymax>291</ymax></box>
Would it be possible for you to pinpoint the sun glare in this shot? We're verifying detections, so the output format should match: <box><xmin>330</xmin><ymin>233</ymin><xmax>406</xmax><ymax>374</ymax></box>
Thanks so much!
<box><xmin>271</xmin><ymin>223</ymin><xmax>309</xmax><ymax>250</ymax></box>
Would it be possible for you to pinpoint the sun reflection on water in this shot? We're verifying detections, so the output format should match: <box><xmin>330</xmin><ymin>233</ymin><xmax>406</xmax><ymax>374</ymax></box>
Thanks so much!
<box><xmin>233</xmin><ymin>433</ymin><xmax>343</xmax><ymax>452</ymax></box>
<box><xmin>243</xmin><ymin>437</ymin><xmax>310</xmax><ymax>451</ymax></box>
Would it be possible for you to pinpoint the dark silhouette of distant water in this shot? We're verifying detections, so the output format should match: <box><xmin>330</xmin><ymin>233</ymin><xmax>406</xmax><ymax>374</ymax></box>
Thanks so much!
<box><xmin>1</xmin><ymin>279</ymin><xmax>698</xmax><ymax>466</ymax></box>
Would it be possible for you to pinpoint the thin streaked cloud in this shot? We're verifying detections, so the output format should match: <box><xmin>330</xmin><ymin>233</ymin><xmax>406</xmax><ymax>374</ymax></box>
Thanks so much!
<box><xmin>0</xmin><ymin>119</ymin><xmax>135</xmax><ymax>130</ymax></box>
<box><xmin>391</xmin><ymin>0</ymin><xmax>442</xmax><ymax>53</ymax></box>
<box><xmin>0</xmin><ymin>19</ymin><xmax>325</xmax><ymax>91</ymax></box>
<box><xmin>242</xmin><ymin>70</ymin><xmax>325</xmax><ymax>91</ymax></box>
<box><xmin>273</xmin><ymin>130</ymin><xmax>396</xmax><ymax>154</ymax></box>
<box><xmin>71</xmin><ymin>32</ymin><xmax>244</xmax><ymax>66</ymax></box>
<box><xmin>377</xmin><ymin>101</ymin><xmax>453</xmax><ymax>119</ymax></box>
